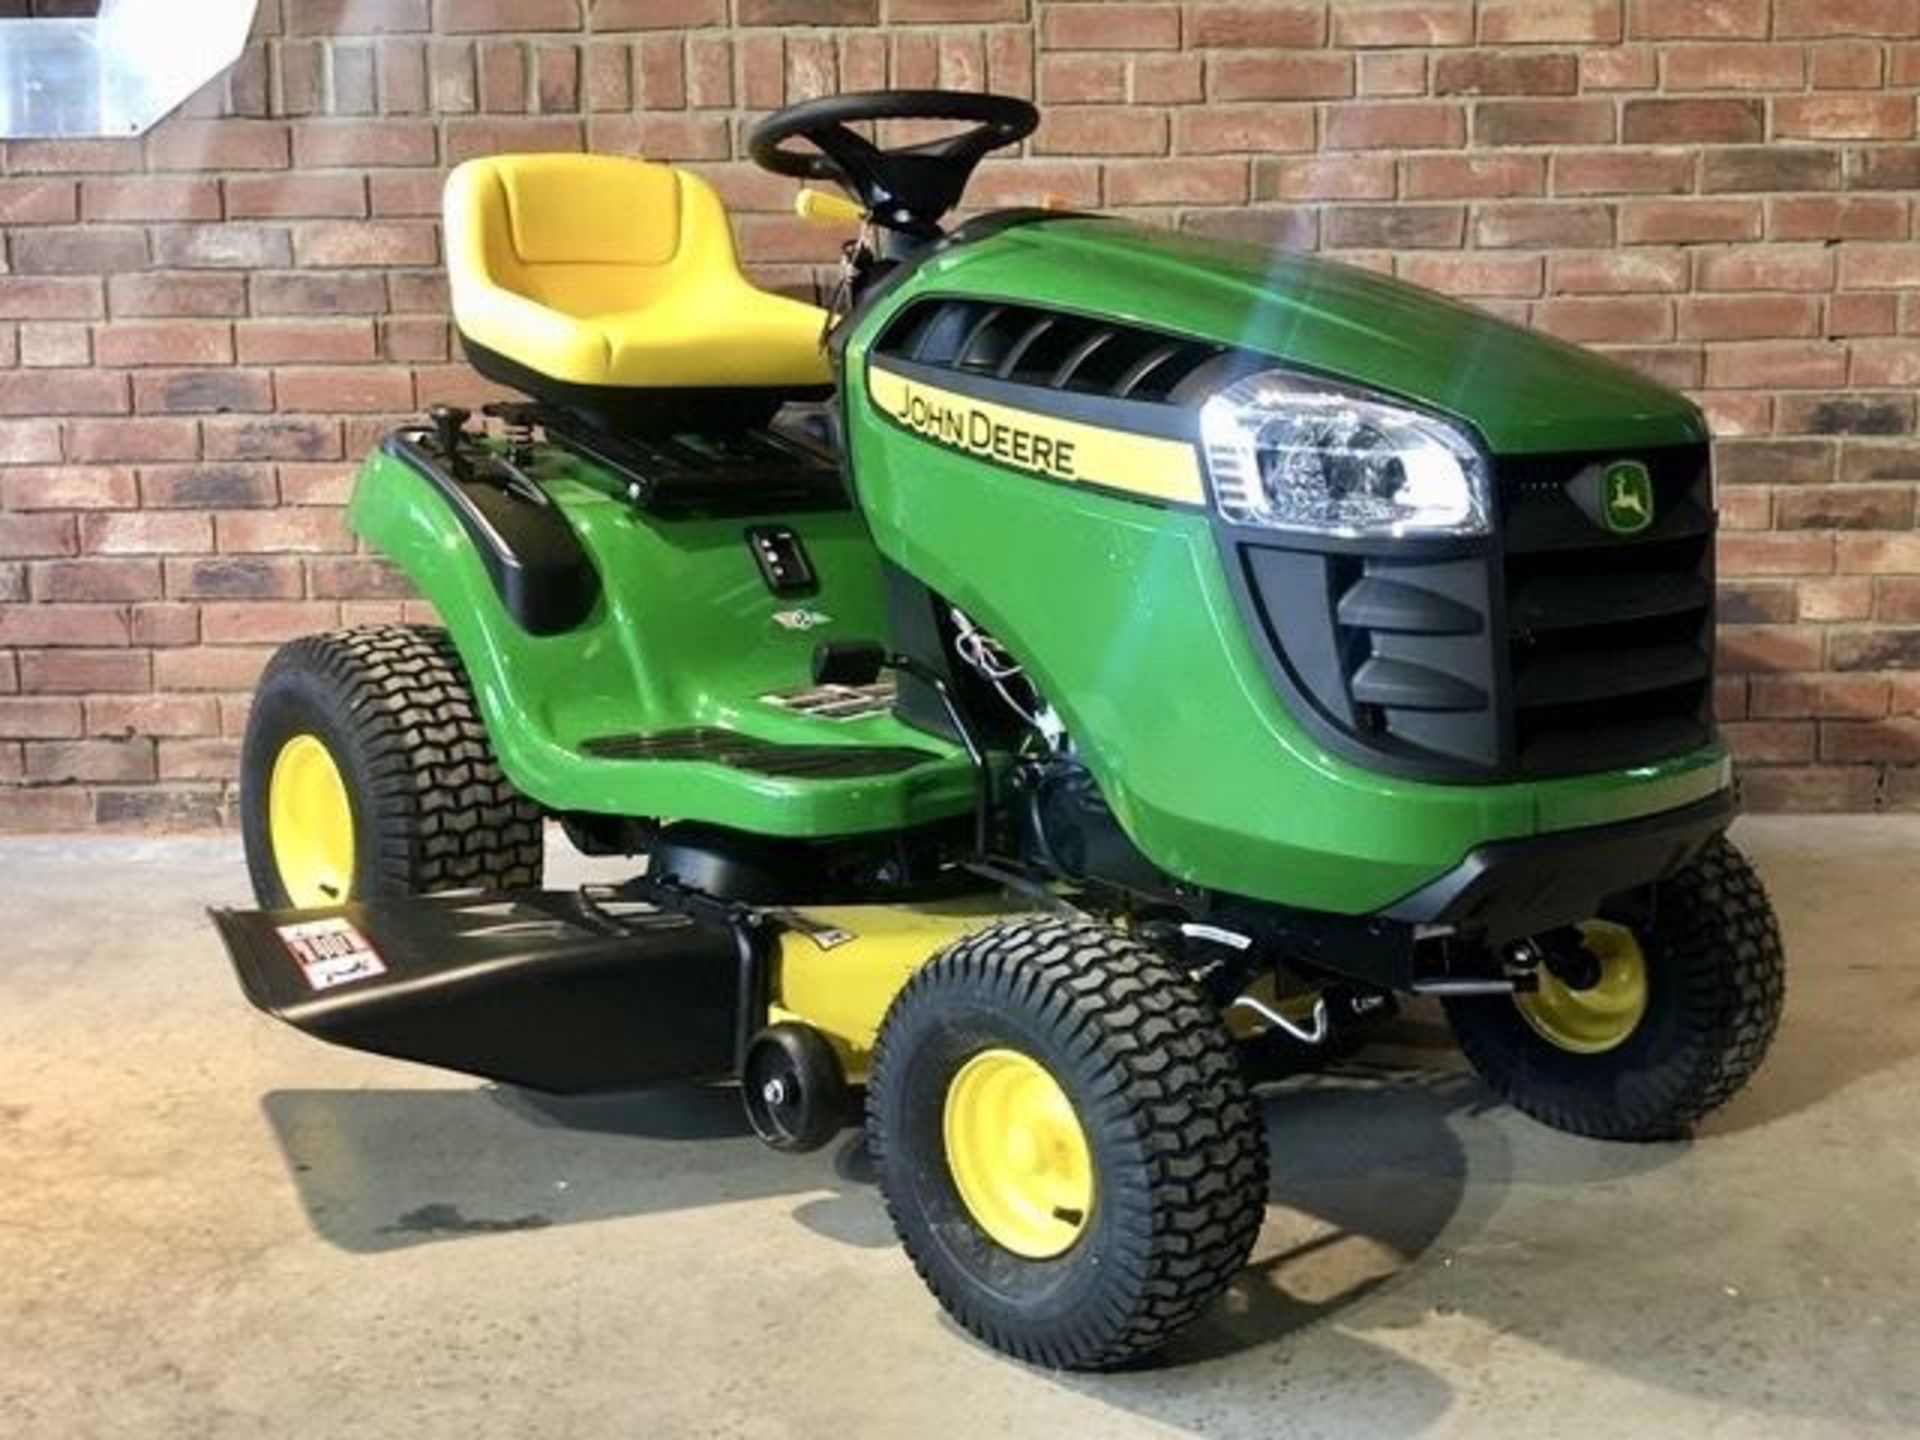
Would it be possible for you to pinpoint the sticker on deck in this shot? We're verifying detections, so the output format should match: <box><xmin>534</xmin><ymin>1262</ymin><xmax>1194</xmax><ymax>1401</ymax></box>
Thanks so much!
<box><xmin>276</xmin><ymin>916</ymin><xmax>387</xmax><ymax>992</ymax></box>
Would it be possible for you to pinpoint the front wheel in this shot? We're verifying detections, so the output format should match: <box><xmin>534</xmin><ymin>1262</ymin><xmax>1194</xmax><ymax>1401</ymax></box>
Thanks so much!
<box><xmin>867</xmin><ymin>918</ymin><xmax>1269</xmax><ymax>1371</ymax></box>
<box><xmin>1445</xmin><ymin>835</ymin><xmax>1785</xmax><ymax>1141</ymax></box>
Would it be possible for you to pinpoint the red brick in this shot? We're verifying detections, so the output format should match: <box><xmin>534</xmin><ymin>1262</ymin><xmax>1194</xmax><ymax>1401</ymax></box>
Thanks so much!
<box><xmin>1777</xmin><ymin>0</ymin><xmax>1920</xmax><ymax>37</ymax></box>
<box><xmin>1626</xmin><ymin>0</ymin><xmax>1769</xmax><ymax>38</ymax></box>
<box><xmin>1774</xmin><ymin>196</ymin><xmax>1910</xmax><ymax>241</ymax></box>
<box><xmin>0</xmin><ymin>698</ymin><xmax>83</xmax><ymax>741</ymax></box>
<box><xmin>294</xmin><ymin>222</ymin><xmax>439</xmax><ymax>269</ymax></box>
<box><xmin>1255</xmin><ymin>155</ymin><xmax>1397</xmax><ymax>201</ymax></box>
<box><xmin>1534</xmin><ymin>296</ymin><xmax>1674</xmax><ymax>343</ymax></box>
<box><xmin>0</xmin><ymin>603</ymin><xmax>129</xmax><ymax>647</ymax></box>
<box><xmin>1434</xmin><ymin>51</ymin><xmax>1578</xmax><ymax>95</ymax></box>
<box><xmin>1839</xmin><ymin>246</ymin><xmax>1920</xmax><ymax>289</ymax></box>
<box><xmin>0</xmin><ymin>180</ymin><xmax>78</xmax><ymax>225</ymax></box>
<box><xmin>1581</xmin><ymin>45</ymin><xmax>1657</xmax><ymax>88</ymax></box>
<box><xmin>1400</xmin><ymin>254</ymin><xmax>1545</xmax><ymax>298</ymax></box>
<box><xmin>79</xmin><ymin>178</ymin><xmax>221</xmax><ymax>222</ymax></box>
<box><xmin>1324</xmin><ymin>205</ymin><xmax>1467</xmax><ymax>249</ymax></box>
<box><xmin>94</xmin><ymin>323</ymin><xmax>234</xmax><ymax>369</ymax></box>
<box><xmin>1183</xmin><ymin>3</ymin><xmax>1319</xmax><ymax>46</ymax></box>
<box><xmin>1042</xmin><ymin>4</ymin><xmax>1180</xmax><ymax>50</ymax></box>
<box><xmin>1324</xmin><ymin>103</ymin><xmax>1466</xmax><ymax>150</ymax></box>
<box><xmin>0</xmin><ymin>421</ymin><xmax>64</xmax><ymax>469</ymax></box>
<box><xmin>591</xmin><ymin>0</ymin><xmax>725</xmax><ymax>26</ymax></box>
<box><xmin>0</xmin><ymin>371</ymin><xmax>127</xmax><ymax>418</ymax></box>
<box><xmin>1664</xmin><ymin>44</ymin><xmax>1805</xmax><ymax>90</ymax></box>
<box><xmin>1548</xmin><ymin>251</ymin><xmax>1688</xmax><ymax>300</ymax></box>
<box><xmin>1553</xmin><ymin>149</ymin><xmax>1695</xmax><ymax>195</ymax></box>
<box><xmin>293</xmin><ymin>121</ymin><xmax>439</xmax><ymax>169</ymax></box>
<box><xmin>1722</xmin><ymin>720</ymin><xmax>1818</xmax><ymax>763</ymax></box>
<box><xmin>1331</xmin><ymin>2</ymin><xmax>1474</xmax><ymax>47</ymax></box>
<box><xmin>274</xmin><ymin>368</ymin><xmax>416</xmax><ymax>413</ymax></box>
<box><xmin>232</xmin><ymin>320</ymin><xmax>378</xmax><ymax>365</ymax></box>
<box><xmin>1211</xmin><ymin>53</ymin><xmax>1353</xmax><ymax>102</ymax></box>
<box><xmin>1480</xmin><ymin>0</ymin><xmax>1622</xmax><ymax>42</ymax></box>
<box><xmin>1476</xmin><ymin>202</ymin><xmax>1614</xmax><ymax>248</ymax></box>
<box><xmin>145</xmin><ymin>121</ymin><xmax>289</xmax><ymax>171</ymax></box>
<box><xmin>84</xmin><ymin>695</ymin><xmax>221</xmax><ymax>739</ymax></box>
<box><xmin>18</xmin><ymin>645</ymin><xmax>153</xmax><ymax>691</ymax></box>
<box><xmin>0</xmin><ymin>467</ymin><xmax>138</xmax><ymax>512</ymax></box>
<box><xmin>1107</xmin><ymin>158</ymin><xmax>1250</xmax><ymax>205</ymax></box>
<box><xmin>1619</xmin><ymin>199</ymin><xmax>1762</xmax><ymax>244</ymax></box>
<box><xmin>286</xmin><ymin>0</ymin><xmax>430</xmax><ymax>33</ymax></box>
<box><xmin>106</xmin><ymin>274</ymin><xmax>248</xmax><ymax>319</ymax></box>
<box><xmin>1474</xmin><ymin>99</ymin><xmax>1615</xmax><ymax>145</ymax></box>
<box><xmin>1705</xmin><ymin>342</ymin><xmax>1851</xmax><ymax>389</ymax></box>
<box><xmin>1621</xmin><ymin>98</ymin><xmax>1764</xmax><ymax>144</ymax></box>
<box><xmin>1403</xmin><ymin>154</ymin><xmax>1545</xmax><ymax>199</ymax></box>
<box><xmin>66</xmin><ymin>420</ymin><xmax>199</xmax><ymax>465</ymax></box>
<box><xmin>1036</xmin><ymin>108</ymin><xmax>1170</xmax><ymax>156</ymax></box>
<box><xmin>1776</xmin><ymin>96</ymin><xmax>1917</xmax><ymax>140</ymax></box>
<box><xmin>0</xmin><ymin>514</ymin><xmax>79</xmax><ymax>559</ymax></box>
<box><xmin>437</xmin><ymin>0</ymin><xmax>582</xmax><ymax>32</ymax></box>
<box><xmin>1356</xmin><ymin>52</ymin><xmax>1430</xmax><ymax>96</ymax></box>
<box><xmin>9</xmin><ymin>228</ymin><xmax>148</xmax><ymax>276</ymax></box>
<box><xmin>1698</xmin><ymin>247</ymin><xmax>1837</xmax><ymax>291</ymax></box>
<box><xmin>1039</xmin><ymin>55</ymin><xmax>1126</xmax><ymax>104</ymax></box>
<box><xmin>1678</xmin><ymin>295</ymin><xmax>1824</xmax><ymax>340</ymax></box>
<box><xmin>216</xmin><ymin>509</ymin><xmax>351</xmax><ymax>554</ymax></box>
<box><xmin>1175</xmin><ymin>106</ymin><xmax>1315</xmax><ymax>154</ymax></box>
<box><xmin>225</xmin><ymin>174</ymin><xmax>368</xmax><ymax>219</ymax></box>
<box><xmin>1812</xmin><ymin>43</ymin><xmax>1885</xmax><ymax>88</ymax></box>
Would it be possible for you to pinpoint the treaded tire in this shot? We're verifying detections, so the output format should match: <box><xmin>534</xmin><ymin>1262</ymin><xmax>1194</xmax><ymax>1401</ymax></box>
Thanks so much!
<box><xmin>867</xmin><ymin>917</ymin><xmax>1269</xmax><ymax>1371</ymax></box>
<box><xmin>241</xmin><ymin>625</ymin><xmax>543</xmax><ymax>907</ymax></box>
<box><xmin>1444</xmin><ymin>835</ymin><xmax>1784</xmax><ymax>1141</ymax></box>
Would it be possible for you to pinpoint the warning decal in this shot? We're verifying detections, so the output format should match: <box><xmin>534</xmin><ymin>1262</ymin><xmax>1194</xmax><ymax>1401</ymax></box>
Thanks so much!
<box><xmin>276</xmin><ymin>916</ymin><xmax>387</xmax><ymax>992</ymax></box>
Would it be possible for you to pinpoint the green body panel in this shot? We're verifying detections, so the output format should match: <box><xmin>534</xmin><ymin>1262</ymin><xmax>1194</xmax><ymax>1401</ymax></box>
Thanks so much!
<box><xmin>350</xmin><ymin>214</ymin><xmax>1727</xmax><ymax>916</ymax></box>
<box><xmin>348</xmin><ymin>447</ymin><xmax>974</xmax><ymax>836</ymax></box>
<box><xmin>877</xmin><ymin>218</ymin><xmax>1707</xmax><ymax>454</ymax></box>
<box><xmin>836</xmin><ymin>217</ymin><xmax>1729</xmax><ymax>913</ymax></box>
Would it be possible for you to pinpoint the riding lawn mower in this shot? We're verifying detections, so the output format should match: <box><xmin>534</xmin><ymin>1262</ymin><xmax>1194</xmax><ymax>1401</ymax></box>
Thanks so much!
<box><xmin>211</xmin><ymin>91</ymin><xmax>1786</xmax><ymax>1371</ymax></box>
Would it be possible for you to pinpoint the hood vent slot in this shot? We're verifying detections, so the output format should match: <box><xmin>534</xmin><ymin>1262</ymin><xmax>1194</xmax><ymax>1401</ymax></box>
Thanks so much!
<box><xmin>876</xmin><ymin>299</ymin><xmax>1224</xmax><ymax>403</ymax></box>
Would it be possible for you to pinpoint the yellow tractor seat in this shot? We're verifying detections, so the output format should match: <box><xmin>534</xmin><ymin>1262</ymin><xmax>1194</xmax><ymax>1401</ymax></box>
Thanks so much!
<box><xmin>445</xmin><ymin>153</ymin><xmax>832</xmax><ymax>418</ymax></box>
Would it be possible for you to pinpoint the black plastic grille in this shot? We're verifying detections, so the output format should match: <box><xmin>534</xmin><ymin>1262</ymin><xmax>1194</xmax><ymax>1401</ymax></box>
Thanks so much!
<box><xmin>1235</xmin><ymin>442</ymin><xmax>1717</xmax><ymax>782</ymax></box>
<box><xmin>1500</xmin><ymin>445</ymin><xmax>1715</xmax><ymax>777</ymax></box>
<box><xmin>874</xmin><ymin>299</ymin><xmax>1225</xmax><ymax>402</ymax></box>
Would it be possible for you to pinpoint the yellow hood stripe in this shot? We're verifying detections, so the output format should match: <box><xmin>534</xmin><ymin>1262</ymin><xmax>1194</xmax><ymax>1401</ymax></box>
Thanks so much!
<box><xmin>868</xmin><ymin>365</ymin><xmax>1206</xmax><ymax>506</ymax></box>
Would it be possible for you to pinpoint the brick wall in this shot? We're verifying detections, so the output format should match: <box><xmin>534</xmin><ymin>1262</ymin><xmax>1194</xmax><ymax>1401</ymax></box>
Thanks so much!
<box><xmin>2</xmin><ymin>0</ymin><xmax>1919</xmax><ymax>828</ymax></box>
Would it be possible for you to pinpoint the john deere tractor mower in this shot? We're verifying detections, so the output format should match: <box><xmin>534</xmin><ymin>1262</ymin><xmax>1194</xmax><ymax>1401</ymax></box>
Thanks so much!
<box><xmin>213</xmin><ymin>91</ymin><xmax>1785</xmax><ymax>1370</ymax></box>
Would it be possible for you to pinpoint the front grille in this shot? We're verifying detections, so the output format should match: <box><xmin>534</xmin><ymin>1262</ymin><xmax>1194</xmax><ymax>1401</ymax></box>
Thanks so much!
<box><xmin>1501</xmin><ymin>445</ymin><xmax>1715</xmax><ymax>777</ymax></box>
<box><xmin>1233</xmin><ymin>442</ymin><xmax>1716</xmax><ymax>783</ymax></box>
<box><xmin>874</xmin><ymin>298</ymin><xmax>1225</xmax><ymax>402</ymax></box>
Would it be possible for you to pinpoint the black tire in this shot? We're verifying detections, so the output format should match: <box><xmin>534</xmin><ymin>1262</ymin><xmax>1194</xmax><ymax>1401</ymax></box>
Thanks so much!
<box><xmin>240</xmin><ymin>625</ymin><xmax>544</xmax><ymax>907</ymax></box>
<box><xmin>867</xmin><ymin>917</ymin><xmax>1269</xmax><ymax>1371</ymax></box>
<box><xmin>1444</xmin><ymin>835</ymin><xmax>1784</xmax><ymax>1141</ymax></box>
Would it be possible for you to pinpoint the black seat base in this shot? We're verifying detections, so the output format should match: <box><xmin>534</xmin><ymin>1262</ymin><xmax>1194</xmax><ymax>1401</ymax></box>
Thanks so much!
<box><xmin>461</xmin><ymin>333</ymin><xmax>832</xmax><ymax>438</ymax></box>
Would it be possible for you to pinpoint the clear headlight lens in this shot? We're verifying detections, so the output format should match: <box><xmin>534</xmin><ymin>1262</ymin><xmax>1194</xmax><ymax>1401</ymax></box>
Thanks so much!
<box><xmin>1199</xmin><ymin>371</ymin><xmax>1490</xmax><ymax>538</ymax></box>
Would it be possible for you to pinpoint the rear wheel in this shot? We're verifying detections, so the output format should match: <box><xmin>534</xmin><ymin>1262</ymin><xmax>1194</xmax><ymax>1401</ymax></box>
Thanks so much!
<box><xmin>240</xmin><ymin>626</ymin><xmax>544</xmax><ymax>908</ymax></box>
<box><xmin>1445</xmin><ymin>836</ymin><xmax>1784</xmax><ymax>1141</ymax></box>
<box><xmin>867</xmin><ymin>917</ymin><xmax>1269</xmax><ymax>1370</ymax></box>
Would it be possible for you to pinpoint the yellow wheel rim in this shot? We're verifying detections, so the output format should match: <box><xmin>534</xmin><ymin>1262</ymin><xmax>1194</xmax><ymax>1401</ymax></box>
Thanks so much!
<box><xmin>267</xmin><ymin>733</ymin><xmax>356</xmax><ymax>907</ymax></box>
<box><xmin>1514</xmin><ymin>921</ymin><xmax>1649</xmax><ymax>1055</ymax></box>
<box><xmin>942</xmin><ymin>1048</ymin><xmax>1094</xmax><ymax>1259</ymax></box>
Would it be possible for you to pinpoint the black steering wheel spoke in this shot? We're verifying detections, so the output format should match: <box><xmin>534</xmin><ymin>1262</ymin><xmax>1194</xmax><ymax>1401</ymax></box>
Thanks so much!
<box><xmin>749</xmin><ymin>90</ymin><xmax>1040</xmax><ymax>234</ymax></box>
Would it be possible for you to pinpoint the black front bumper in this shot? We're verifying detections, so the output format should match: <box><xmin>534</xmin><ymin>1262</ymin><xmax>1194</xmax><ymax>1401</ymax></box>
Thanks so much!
<box><xmin>1385</xmin><ymin>786</ymin><xmax>1737</xmax><ymax>944</ymax></box>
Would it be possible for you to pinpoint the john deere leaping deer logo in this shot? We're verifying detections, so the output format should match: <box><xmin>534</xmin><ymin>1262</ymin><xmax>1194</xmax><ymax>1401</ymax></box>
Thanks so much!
<box><xmin>1603</xmin><ymin>460</ymin><xmax>1654</xmax><ymax>535</ymax></box>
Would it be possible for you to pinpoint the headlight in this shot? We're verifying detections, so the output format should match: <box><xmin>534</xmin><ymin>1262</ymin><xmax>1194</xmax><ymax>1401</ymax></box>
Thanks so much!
<box><xmin>1199</xmin><ymin>371</ymin><xmax>1491</xmax><ymax>538</ymax></box>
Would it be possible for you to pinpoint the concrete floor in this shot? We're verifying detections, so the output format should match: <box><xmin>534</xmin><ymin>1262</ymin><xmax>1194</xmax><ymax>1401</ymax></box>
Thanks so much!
<box><xmin>1</xmin><ymin>818</ymin><xmax>1916</xmax><ymax>1439</ymax></box>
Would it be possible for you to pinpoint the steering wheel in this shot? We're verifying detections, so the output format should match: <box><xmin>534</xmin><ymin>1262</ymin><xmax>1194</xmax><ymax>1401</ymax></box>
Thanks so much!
<box><xmin>749</xmin><ymin>90</ymin><xmax>1039</xmax><ymax>232</ymax></box>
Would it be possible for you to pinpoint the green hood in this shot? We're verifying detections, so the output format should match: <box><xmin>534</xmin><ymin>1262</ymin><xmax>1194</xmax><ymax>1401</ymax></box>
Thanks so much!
<box><xmin>892</xmin><ymin>218</ymin><xmax>1705</xmax><ymax>456</ymax></box>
